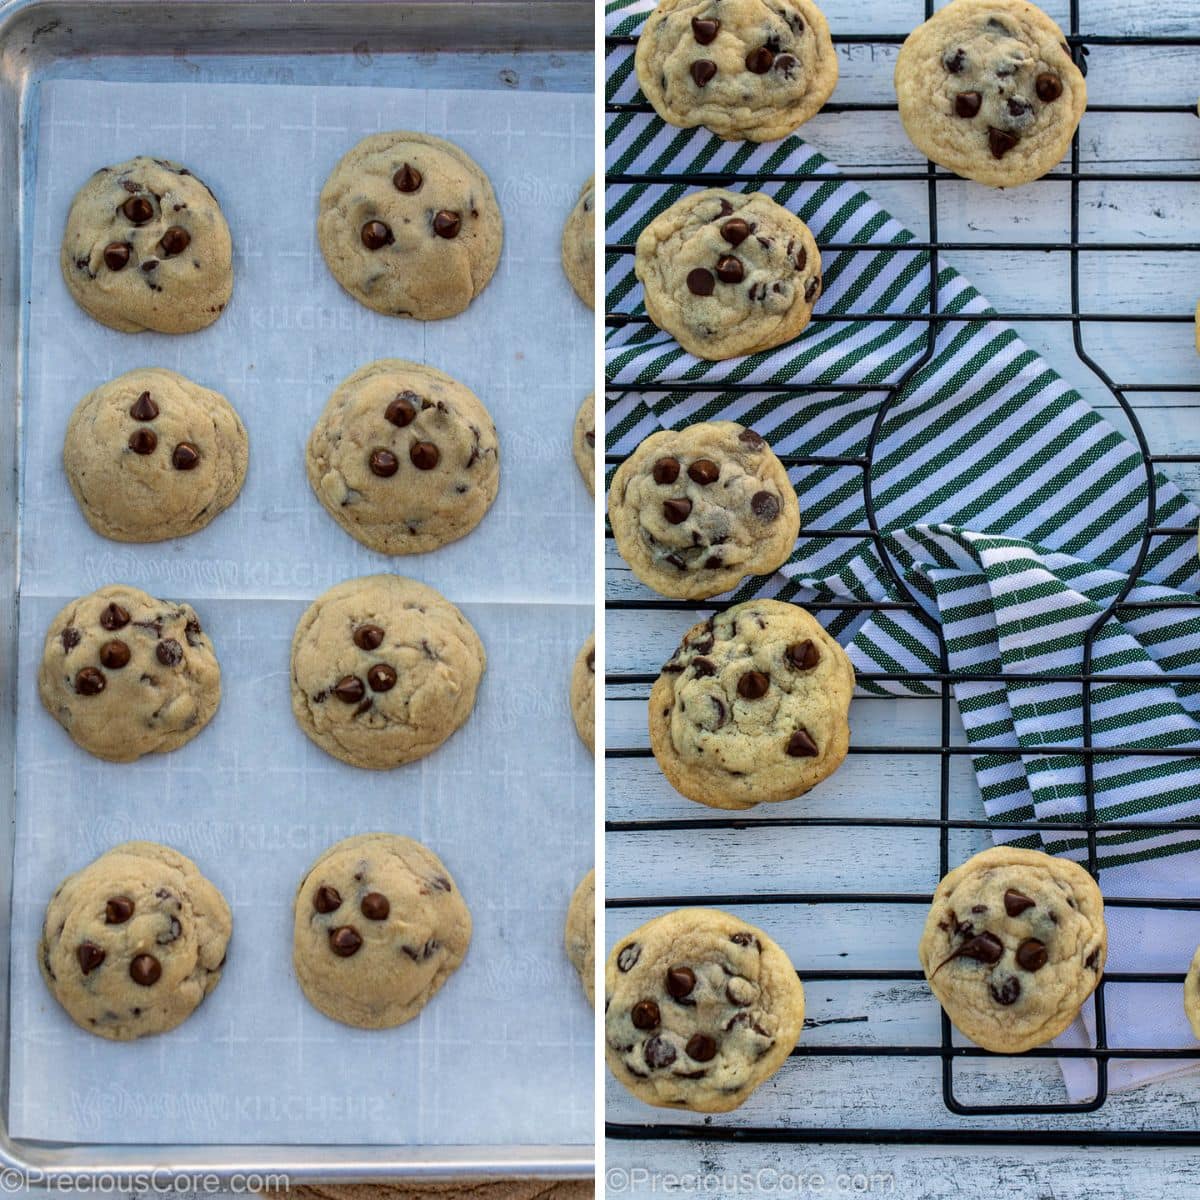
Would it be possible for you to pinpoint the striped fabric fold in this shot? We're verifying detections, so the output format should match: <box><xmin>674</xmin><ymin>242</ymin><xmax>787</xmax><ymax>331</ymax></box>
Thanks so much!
<box><xmin>606</xmin><ymin>0</ymin><xmax>1200</xmax><ymax>1097</ymax></box>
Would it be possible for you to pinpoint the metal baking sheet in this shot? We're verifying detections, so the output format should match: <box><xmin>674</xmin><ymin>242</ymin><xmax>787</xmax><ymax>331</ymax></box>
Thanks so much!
<box><xmin>0</xmin><ymin>0</ymin><xmax>594</xmax><ymax>1181</ymax></box>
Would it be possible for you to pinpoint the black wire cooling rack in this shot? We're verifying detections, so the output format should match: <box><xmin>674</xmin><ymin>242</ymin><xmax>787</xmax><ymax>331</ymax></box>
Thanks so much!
<box><xmin>603</xmin><ymin>0</ymin><xmax>1200</xmax><ymax>1147</ymax></box>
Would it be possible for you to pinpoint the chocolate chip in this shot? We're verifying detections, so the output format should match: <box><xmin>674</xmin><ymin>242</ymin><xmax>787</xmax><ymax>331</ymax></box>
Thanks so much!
<box><xmin>61</xmin><ymin>627</ymin><xmax>80</xmax><ymax>652</ymax></box>
<box><xmin>103</xmin><ymin>242</ymin><xmax>131</xmax><ymax>271</ymax></box>
<box><xmin>129</xmin><ymin>429</ymin><xmax>157</xmax><ymax>455</ymax></box>
<box><xmin>100</xmin><ymin>603</ymin><xmax>131</xmax><ymax>631</ymax></box>
<box><xmin>666</xmin><ymin>965</ymin><xmax>696</xmax><ymax>999</ymax></box>
<box><xmin>774</xmin><ymin>53</ymin><xmax>798</xmax><ymax>77</ymax></box>
<box><xmin>433</xmin><ymin>210</ymin><xmax>461</xmax><ymax>238</ymax></box>
<box><xmin>805</xmin><ymin>277</ymin><xmax>821</xmax><ymax>303</ymax></box>
<box><xmin>631</xmin><ymin>999</ymin><xmax>661</xmax><ymax>1029</ymax></box>
<box><xmin>75</xmin><ymin>667</ymin><xmax>105</xmax><ymax>695</ymax></box>
<box><xmin>643</xmin><ymin>1036</ymin><xmax>676</xmax><ymax>1069</ymax></box>
<box><xmin>745</xmin><ymin>46</ymin><xmax>774</xmax><ymax>73</ymax></box>
<box><xmin>368</xmin><ymin>663</ymin><xmax>397</xmax><ymax>693</ymax></box>
<box><xmin>361</xmin><ymin>892</ymin><xmax>390</xmax><ymax>920</ymax></box>
<box><xmin>730</xmin><ymin>931</ymin><xmax>758</xmax><ymax>947</ymax></box>
<box><xmin>663</xmin><ymin>498</ymin><xmax>692</xmax><ymax>524</ymax></box>
<box><xmin>989</xmin><ymin>127</ymin><xmax>1019</xmax><ymax>158</ymax></box>
<box><xmin>737</xmin><ymin>670</ymin><xmax>770</xmax><ymax>699</ymax></box>
<box><xmin>329</xmin><ymin>927</ymin><xmax>363</xmax><ymax>957</ymax></box>
<box><xmin>77</xmin><ymin>943</ymin><xmax>105</xmax><ymax>974</ymax></box>
<box><xmin>617</xmin><ymin>943</ymin><xmax>641</xmax><ymax>972</ymax></box>
<box><xmin>786</xmin><ymin>640</ymin><xmax>820</xmax><ymax>670</ymax></box>
<box><xmin>154</xmin><ymin>638</ymin><xmax>183</xmax><ymax>667</ymax></box>
<box><xmin>751</xmin><ymin>491</ymin><xmax>780</xmax><ymax>520</ymax></box>
<box><xmin>686</xmin><ymin>1033</ymin><xmax>717</xmax><ymax>1062</ymax></box>
<box><xmin>710</xmin><ymin>692</ymin><xmax>726</xmax><ymax>726</ymax></box>
<box><xmin>715</xmin><ymin>255</ymin><xmax>744</xmax><ymax>284</ymax></box>
<box><xmin>105</xmin><ymin>896</ymin><xmax>134</xmax><ymax>924</ymax></box>
<box><xmin>794</xmin><ymin>246</ymin><xmax>807</xmax><ymax>272</ymax></box>
<box><xmin>313</xmin><ymin>885</ymin><xmax>342</xmax><ymax>913</ymax></box>
<box><xmin>786</xmin><ymin>728</ymin><xmax>818</xmax><ymax>757</ymax></box>
<box><xmin>172</xmin><ymin>442</ymin><xmax>200</xmax><ymax>471</ymax></box>
<box><xmin>1016</xmin><ymin>938</ymin><xmax>1047</xmax><ymax>972</ymax></box>
<box><xmin>587</xmin><ymin>649</ymin><xmax>595</xmax><ymax>672</ymax></box>
<box><xmin>129</xmin><ymin>391</ymin><xmax>158</xmax><ymax>421</ymax></box>
<box><xmin>130</xmin><ymin>954</ymin><xmax>162</xmax><ymax>986</ymax></box>
<box><xmin>366</xmin><ymin>447</ymin><xmax>399</xmax><ymax>478</ymax></box>
<box><xmin>393</xmin><ymin>163</ymin><xmax>422</xmax><ymax>192</ymax></box>
<box><xmin>354</xmin><ymin>625</ymin><xmax>385</xmax><ymax>651</ymax></box>
<box><xmin>738</xmin><ymin>428</ymin><xmax>764</xmax><ymax>448</ymax></box>
<box><xmin>410</xmin><ymin>441</ymin><xmax>440</xmax><ymax>470</ymax></box>
<box><xmin>333</xmin><ymin>676</ymin><xmax>366</xmax><ymax>703</ymax></box>
<box><xmin>1036</xmin><ymin>73</ymin><xmax>1063</xmax><ymax>102</ymax></box>
<box><xmin>690</xmin><ymin>60</ymin><xmax>717</xmax><ymax>87</ymax></box>
<box><xmin>687</xmin><ymin>459</ymin><xmax>719</xmax><ymax>485</ymax></box>
<box><xmin>653</xmin><ymin>457</ymin><xmax>681</xmax><ymax>485</ymax></box>
<box><xmin>121</xmin><ymin>194</ymin><xmax>154</xmax><ymax>224</ymax></box>
<box><xmin>1086</xmin><ymin>948</ymin><xmax>1100</xmax><ymax>969</ymax></box>
<box><xmin>720</xmin><ymin>222</ymin><xmax>752</xmax><ymax>252</ymax></box>
<box><xmin>955</xmin><ymin>931</ymin><xmax>1004</xmax><ymax>965</ymax></box>
<box><xmin>1003</xmin><ymin>889</ymin><xmax>1035</xmax><ymax>916</ymax></box>
<box><xmin>141</xmin><ymin>259</ymin><xmax>158</xmax><ymax>273</ymax></box>
<box><xmin>687</xmin><ymin>267</ymin><xmax>715</xmax><ymax>296</ymax></box>
<box><xmin>990</xmin><ymin>976</ymin><xmax>1021</xmax><ymax>1006</ymax></box>
<box><xmin>955</xmin><ymin>91</ymin><xmax>982</xmax><ymax>118</ymax></box>
<box><xmin>361</xmin><ymin>220</ymin><xmax>394</xmax><ymax>249</ymax></box>
<box><xmin>1007</xmin><ymin>97</ymin><xmax>1032</xmax><ymax>119</ymax></box>
<box><xmin>386</xmin><ymin>393</ymin><xmax>418</xmax><ymax>427</ymax></box>
<box><xmin>99</xmin><ymin>640</ymin><xmax>130</xmax><ymax>670</ymax></box>
<box><xmin>944</xmin><ymin>48</ymin><xmax>966</xmax><ymax>73</ymax></box>
<box><xmin>159</xmin><ymin>226</ymin><xmax>190</xmax><ymax>257</ymax></box>
<box><xmin>691</xmin><ymin>16</ymin><xmax>719</xmax><ymax>43</ymax></box>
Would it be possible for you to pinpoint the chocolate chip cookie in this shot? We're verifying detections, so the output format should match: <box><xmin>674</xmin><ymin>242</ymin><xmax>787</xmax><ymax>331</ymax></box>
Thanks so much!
<box><xmin>39</xmin><ymin>841</ymin><xmax>231</xmax><ymax>1041</ymax></box>
<box><xmin>60</xmin><ymin>156</ymin><xmax>233</xmax><ymax>334</ymax></box>
<box><xmin>318</xmin><ymin>132</ymin><xmax>503</xmax><ymax>320</ymax></box>
<box><xmin>306</xmin><ymin>359</ymin><xmax>500</xmax><ymax>555</ymax></box>
<box><xmin>290</xmin><ymin>575</ymin><xmax>485</xmax><ymax>770</ymax></box>
<box><xmin>605</xmin><ymin>907</ymin><xmax>805</xmax><ymax>1112</ymax></box>
<box><xmin>649</xmin><ymin>600</ymin><xmax>854</xmax><ymax>809</ymax></box>
<box><xmin>293</xmin><ymin>833</ymin><xmax>471</xmax><ymax>1029</ymax></box>
<box><xmin>38</xmin><ymin>586</ymin><xmax>220</xmax><ymax>763</ymax></box>
<box><xmin>636</xmin><ymin>0</ymin><xmax>838</xmax><ymax>143</ymax></box>
<box><xmin>1186</xmin><ymin>947</ymin><xmax>1200</xmax><ymax>1040</ymax></box>
<box><xmin>561</xmin><ymin>175</ymin><xmax>595</xmax><ymax>309</ymax></box>
<box><xmin>895</xmin><ymin>0</ymin><xmax>1086</xmax><ymax>188</ymax></box>
<box><xmin>635</xmin><ymin>189</ymin><xmax>822</xmax><ymax>360</ymax></box>
<box><xmin>573</xmin><ymin>393</ymin><xmax>596</xmax><ymax>498</ymax></box>
<box><xmin>608</xmin><ymin>421</ymin><xmax>800</xmax><ymax>600</ymax></box>
<box><xmin>918</xmin><ymin>847</ymin><xmax>1107</xmax><ymax>1053</ymax></box>
<box><xmin>63</xmin><ymin>367</ymin><xmax>248</xmax><ymax>543</ymax></box>
<box><xmin>571</xmin><ymin>632</ymin><xmax>596</xmax><ymax>755</ymax></box>
<box><xmin>565</xmin><ymin>868</ymin><xmax>595</xmax><ymax>1006</ymax></box>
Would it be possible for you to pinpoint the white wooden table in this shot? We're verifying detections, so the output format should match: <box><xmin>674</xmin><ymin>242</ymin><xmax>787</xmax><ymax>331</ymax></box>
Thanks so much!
<box><xmin>604</xmin><ymin>0</ymin><xmax>1200</xmax><ymax>1193</ymax></box>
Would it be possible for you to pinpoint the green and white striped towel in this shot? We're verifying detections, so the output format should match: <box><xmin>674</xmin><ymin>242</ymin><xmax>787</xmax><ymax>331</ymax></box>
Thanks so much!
<box><xmin>606</xmin><ymin>0</ymin><xmax>1200</xmax><ymax>1096</ymax></box>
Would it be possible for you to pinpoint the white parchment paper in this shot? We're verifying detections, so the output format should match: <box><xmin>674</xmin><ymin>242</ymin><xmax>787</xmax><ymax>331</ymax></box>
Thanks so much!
<box><xmin>10</xmin><ymin>78</ymin><xmax>594</xmax><ymax>1147</ymax></box>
